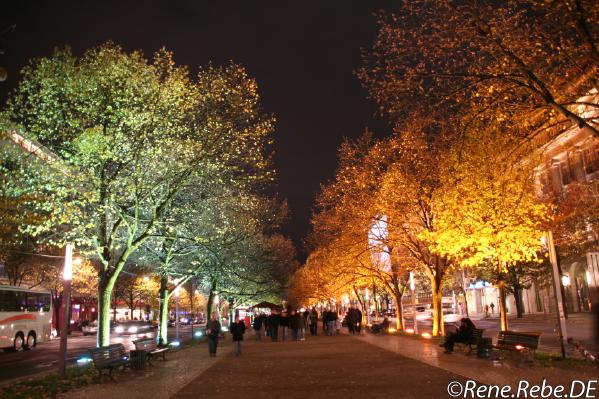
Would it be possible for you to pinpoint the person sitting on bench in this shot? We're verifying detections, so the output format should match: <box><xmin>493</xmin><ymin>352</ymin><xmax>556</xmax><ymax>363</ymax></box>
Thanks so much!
<box><xmin>441</xmin><ymin>317</ymin><xmax>475</xmax><ymax>353</ymax></box>
<box><xmin>371</xmin><ymin>317</ymin><xmax>391</xmax><ymax>334</ymax></box>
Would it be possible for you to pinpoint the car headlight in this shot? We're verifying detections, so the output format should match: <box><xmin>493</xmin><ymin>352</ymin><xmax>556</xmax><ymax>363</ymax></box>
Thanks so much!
<box><xmin>128</xmin><ymin>326</ymin><xmax>138</xmax><ymax>333</ymax></box>
<box><xmin>115</xmin><ymin>326</ymin><xmax>124</xmax><ymax>333</ymax></box>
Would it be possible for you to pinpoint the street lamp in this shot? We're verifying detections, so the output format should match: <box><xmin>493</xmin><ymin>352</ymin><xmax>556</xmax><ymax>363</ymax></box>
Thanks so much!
<box><xmin>410</xmin><ymin>272</ymin><xmax>418</xmax><ymax>334</ymax></box>
<box><xmin>365</xmin><ymin>288</ymin><xmax>371</xmax><ymax>325</ymax></box>
<box><xmin>543</xmin><ymin>231</ymin><xmax>568</xmax><ymax>358</ymax></box>
<box><xmin>59</xmin><ymin>243</ymin><xmax>73</xmax><ymax>376</ymax></box>
<box><xmin>174</xmin><ymin>286</ymin><xmax>180</xmax><ymax>344</ymax></box>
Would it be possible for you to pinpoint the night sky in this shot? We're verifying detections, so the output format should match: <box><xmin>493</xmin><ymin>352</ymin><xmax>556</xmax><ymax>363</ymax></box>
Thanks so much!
<box><xmin>0</xmin><ymin>1</ymin><xmax>395</xmax><ymax>256</ymax></box>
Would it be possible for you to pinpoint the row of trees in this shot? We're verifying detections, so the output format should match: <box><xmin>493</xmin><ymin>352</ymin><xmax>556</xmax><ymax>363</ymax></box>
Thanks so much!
<box><xmin>0</xmin><ymin>43</ymin><xmax>297</xmax><ymax>346</ymax></box>
<box><xmin>289</xmin><ymin>0</ymin><xmax>598</xmax><ymax>336</ymax></box>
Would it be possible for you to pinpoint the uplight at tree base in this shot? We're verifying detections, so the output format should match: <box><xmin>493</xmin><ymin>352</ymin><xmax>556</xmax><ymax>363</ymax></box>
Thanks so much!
<box><xmin>421</xmin><ymin>332</ymin><xmax>432</xmax><ymax>339</ymax></box>
<box><xmin>405</xmin><ymin>328</ymin><xmax>414</xmax><ymax>334</ymax></box>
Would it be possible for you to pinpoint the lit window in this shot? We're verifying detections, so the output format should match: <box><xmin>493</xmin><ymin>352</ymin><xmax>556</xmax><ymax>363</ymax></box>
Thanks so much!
<box><xmin>560</xmin><ymin>161</ymin><xmax>573</xmax><ymax>186</ymax></box>
<box><xmin>583</xmin><ymin>147</ymin><xmax>599</xmax><ymax>175</ymax></box>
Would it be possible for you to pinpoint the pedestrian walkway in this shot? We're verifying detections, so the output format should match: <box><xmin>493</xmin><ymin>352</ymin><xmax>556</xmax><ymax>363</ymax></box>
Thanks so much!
<box><xmin>59</xmin><ymin>340</ymin><xmax>232</xmax><ymax>399</ymax></box>
<box><xmin>354</xmin><ymin>332</ymin><xmax>598</xmax><ymax>388</ymax></box>
<box><xmin>175</xmin><ymin>334</ymin><xmax>468</xmax><ymax>399</ymax></box>
<box><xmin>58</xmin><ymin>331</ymin><xmax>598</xmax><ymax>399</ymax></box>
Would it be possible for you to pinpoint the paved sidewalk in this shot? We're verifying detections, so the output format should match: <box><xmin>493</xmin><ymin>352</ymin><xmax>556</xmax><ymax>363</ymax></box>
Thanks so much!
<box><xmin>354</xmin><ymin>332</ymin><xmax>598</xmax><ymax>388</ymax></box>
<box><xmin>59</xmin><ymin>339</ymin><xmax>232</xmax><ymax>399</ymax></box>
<box><xmin>175</xmin><ymin>334</ymin><xmax>468</xmax><ymax>399</ymax></box>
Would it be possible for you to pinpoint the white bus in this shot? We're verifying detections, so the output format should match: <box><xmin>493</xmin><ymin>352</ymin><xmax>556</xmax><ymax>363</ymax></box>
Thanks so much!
<box><xmin>0</xmin><ymin>285</ymin><xmax>52</xmax><ymax>351</ymax></box>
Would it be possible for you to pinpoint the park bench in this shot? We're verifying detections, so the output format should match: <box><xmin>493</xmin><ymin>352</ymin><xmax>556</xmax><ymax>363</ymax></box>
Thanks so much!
<box><xmin>493</xmin><ymin>331</ymin><xmax>541</xmax><ymax>363</ymax></box>
<box><xmin>88</xmin><ymin>343</ymin><xmax>130</xmax><ymax>382</ymax></box>
<box><xmin>133</xmin><ymin>337</ymin><xmax>169</xmax><ymax>365</ymax></box>
<box><xmin>455</xmin><ymin>328</ymin><xmax>485</xmax><ymax>355</ymax></box>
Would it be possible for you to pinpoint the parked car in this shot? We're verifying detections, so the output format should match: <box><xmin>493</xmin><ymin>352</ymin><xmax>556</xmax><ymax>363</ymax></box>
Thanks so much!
<box><xmin>442</xmin><ymin>309</ymin><xmax>461</xmax><ymax>323</ymax></box>
<box><xmin>113</xmin><ymin>320</ymin><xmax>153</xmax><ymax>335</ymax></box>
<box><xmin>82</xmin><ymin>320</ymin><xmax>116</xmax><ymax>336</ymax></box>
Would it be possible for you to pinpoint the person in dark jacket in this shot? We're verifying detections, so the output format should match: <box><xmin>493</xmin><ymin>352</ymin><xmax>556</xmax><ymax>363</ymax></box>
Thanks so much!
<box><xmin>354</xmin><ymin>307</ymin><xmax>363</xmax><ymax>333</ymax></box>
<box><xmin>206</xmin><ymin>312</ymin><xmax>221</xmax><ymax>357</ymax></box>
<box><xmin>325</xmin><ymin>309</ymin><xmax>337</xmax><ymax>336</ymax></box>
<box><xmin>280</xmin><ymin>311</ymin><xmax>289</xmax><ymax>341</ymax></box>
<box><xmin>370</xmin><ymin>316</ymin><xmax>391</xmax><ymax>334</ymax></box>
<box><xmin>346</xmin><ymin>306</ymin><xmax>356</xmax><ymax>334</ymax></box>
<box><xmin>309</xmin><ymin>308</ymin><xmax>318</xmax><ymax>336</ymax></box>
<box><xmin>442</xmin><ymin>318</ymin><xmax>476</xmax><ymax>353</ymax></box>
<box><xmin>230</xmin><ymin>316</ymin><xmax>246</xmax><ymax>356</ymax></box>
<box><xmin>269</xmin><ymin>311</ymin><xmax>281</xmax><ymax>341</ymax></box>
<box><xmin>289</xmin><ymin>309</ymin><xmax>300</xmax><ymax>340</ymax></box>
<box><xmin>253</xmin><ymin>312</ymin><xmax>264</xmax><ymax>341</ymax></box>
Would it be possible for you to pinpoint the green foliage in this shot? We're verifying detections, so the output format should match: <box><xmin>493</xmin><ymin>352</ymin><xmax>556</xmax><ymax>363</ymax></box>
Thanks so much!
<box><xmin>1</xmin><ymin>42</ymin><xmax>279</xmax><ymax>345</ymax></box>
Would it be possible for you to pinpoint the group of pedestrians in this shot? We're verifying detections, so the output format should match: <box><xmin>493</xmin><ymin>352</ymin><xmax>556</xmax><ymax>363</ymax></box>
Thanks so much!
<box><xmin>252</xmin><ymin>308</ymin><xmax>310</xmax><ymax>342</ymax></box>
<box><xmin>204</xmin><ymin>305</ymin><xmax>363</xmax><ymax>358</ymax></box>
<box><xmin>205</xmin><ymin>312</ymin><xmax>247</xmax><ymax>357</ymax></box>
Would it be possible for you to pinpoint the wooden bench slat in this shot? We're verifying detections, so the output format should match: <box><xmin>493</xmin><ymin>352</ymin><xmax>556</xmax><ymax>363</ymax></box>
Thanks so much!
<box><xmin>88</xmin><ymin>343</ymin><xmax>130</xmax><ymax>381</ymax></box>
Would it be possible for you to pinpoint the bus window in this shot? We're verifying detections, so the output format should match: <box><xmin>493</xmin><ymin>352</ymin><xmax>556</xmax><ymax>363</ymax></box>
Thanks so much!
<box><xmin>0</xmin><ymin>290</ymin><xmax>17</xmax><ymax>312</ymax></box>
<box><xmin>31</xmin><ymin>293</ymin><xmax>51</xmax><ymax>312</ymax></box>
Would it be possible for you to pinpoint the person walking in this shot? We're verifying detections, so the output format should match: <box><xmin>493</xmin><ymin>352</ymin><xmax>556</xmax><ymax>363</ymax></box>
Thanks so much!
<box><xmin>253</xmin><ymin>312</ymin><xmax>263</xmax><ymax>341</ymax></box>
<box><xmin>309</xmin><ymin>308</ymin><xmax>318</xmax><ymax>336</ymax></box>
<box><xmin>355</xmin><ymin>306</ymin><xmax>363</xmax><ymax>334</ymax></box>
<box><xmin>206</xmin><ymin>312</ymin><xmax>221</xmax><ymax>357</ymax></box>
<box><xmin>269</xmin><ymin>310</ymin><xmax>281</xmax><ymax>341</ymax></box>
<box><xmin>299</xmin><ymin>310</ymin><xmax>307</xmax><ymax>341</ymax></box>
<box><xmin>325</xmin><ymin>309</ymin><xmax>336</xmax><ymax>336</ymax></box>
<box><xmin>289</xmin><ymin>309</ymin><xmax>300</xmax><ymax>341</ymax></box>
<box><xmin>280</xmin><ymin>311</ymin><xmax>289</xmax><ymax>341</ymax></box>
<box><xmin>347</xmin><ymin>306</ymin><xmax>357</xmax><ymax>334</ymax></box>
<box><xmin>230</xmin><ymin>316</ymin><xmax>246</xmax><ymax>356</ymax></box>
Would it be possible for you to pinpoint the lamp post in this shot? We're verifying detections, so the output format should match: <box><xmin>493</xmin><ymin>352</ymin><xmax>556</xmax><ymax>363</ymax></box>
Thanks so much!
<box><xmin>544</xmin><ymin>231</ymin><xmax>568</xmax><ymax>358</ymax></box>
<box><xmin>58</xmin><ymin>243</ymin><xmax>73</xmax><ymax>376</ymax></box>
<box><xmin>365</xmin><ymin>288</ymin><xmax>371</xmax><ymax>325</ymax></box>
<box><xmin>175</xmin><ymin>286</ymin><xmax>180</xmax><ymax>343</ymax></box>
<box><xmin>410</xmin><ymin>272</ymin><xmax>418</xmax><ymax>334</ymax></box>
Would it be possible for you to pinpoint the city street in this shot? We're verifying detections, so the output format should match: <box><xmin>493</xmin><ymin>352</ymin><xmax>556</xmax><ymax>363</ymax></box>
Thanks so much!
<box><xmin>0</xmin><ymin>325</ymin><xmax>198</xmax><ymax>383</ymax></box>
<box><xmin>1</xmin><ymin>1</ymin><xmax>598</xmax><ymax>398</ymax></box>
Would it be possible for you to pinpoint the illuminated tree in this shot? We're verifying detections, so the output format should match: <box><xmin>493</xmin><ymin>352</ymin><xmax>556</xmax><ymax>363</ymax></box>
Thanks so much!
<box><xmin>72</xmin><ymin>259</ymin><xmax>99</xmax><ymax>312</ymax></box>
<box><xmin>2</xmin><ymin>43</ymin><xmax>274</xmax><ymax>346</ymax></box>
<box><xmin>422</xmin><ymin>127</ymin><xmax>549</xmax><ymax>330</ymax></box>
<box><xmin>375</xmin><ymin>125</ymin><xmax>456</xmax><ymax>336</ymax></box>
<box><xmin>359</xmin><ymin>0</ymin><xmax>599</xmax><ymax>140</ymax></box>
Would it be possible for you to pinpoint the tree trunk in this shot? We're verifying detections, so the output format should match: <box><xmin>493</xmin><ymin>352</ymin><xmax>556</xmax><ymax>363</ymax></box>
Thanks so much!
<box><xmin>430</xmin><ymin>275</ymin><xmax>444</xmax><ymax>337</ymax></box>
<box><xmin>98</xmin><ymin>286</ymin><xmax>114</xmax><ymax>347</ymax></box>
<box><xmin>158</xmin><ymin>275</ymin><xmax>170</xmax><ymax>346</ymax></box>
<box><xmin>206</xmin><ymin>281</ymin><xmax>216</xmax><ymax>318</ymax></box>
<box><xmin>96</xmin><ymin>271</ymin><xmax>116</xmax><ymax>348</ymax></box>
<box><xmin>498</xmin><ymin>280</ymin><xmax>509</xmax><ymax>331</ymax></box>
<box><xmin>189</xmin><ymin>285</ymin><xmax>194</xmax><ymax>319</ymax></box>
<box><xmin>514</xmin><ymin>288</ymin><xmax>525</xmax><ymax>319</ymax></box>
<box><xmin>52</xmin><ymin>291</ymin><xmax>62</xmax><ymax>336</ymax></box>
<box><xmin>392</xmin><ymin>288</ymin><xmax>404</xmax><ymax>331</ymax></box>
<box><xmin>352</xmin><ymin>286</ymin><xmax>366</xmax><ymax>325</ymax></box>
